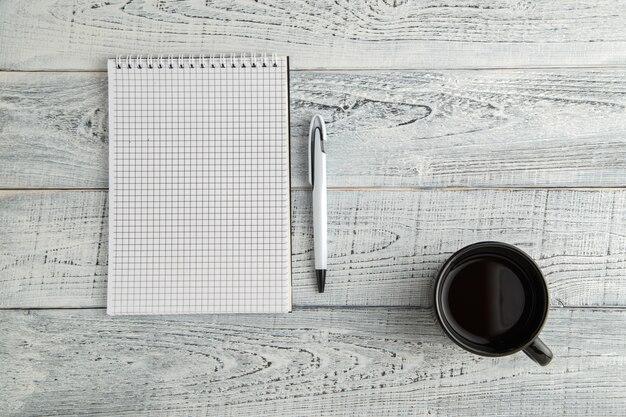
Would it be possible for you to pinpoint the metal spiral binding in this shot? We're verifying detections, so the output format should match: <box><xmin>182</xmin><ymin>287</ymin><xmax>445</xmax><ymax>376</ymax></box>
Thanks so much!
<box><xmin>114</xmin><ymin>53</ymin><xmax>278</xmax><ymax>69</ymax></box>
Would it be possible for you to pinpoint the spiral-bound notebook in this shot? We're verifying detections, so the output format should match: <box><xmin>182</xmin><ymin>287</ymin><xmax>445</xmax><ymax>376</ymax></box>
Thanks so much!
<box><xmin>107</xmin><ymin>55</ymin><xmax>292</xmax><ymax>315</ymax></box>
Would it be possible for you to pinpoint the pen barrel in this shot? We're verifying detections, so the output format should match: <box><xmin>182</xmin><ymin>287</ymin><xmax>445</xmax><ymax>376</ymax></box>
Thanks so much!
<box><xmin>313</xmin><ymin>154</ymin><xmax>327</xmax><ymax>270</ymax></box>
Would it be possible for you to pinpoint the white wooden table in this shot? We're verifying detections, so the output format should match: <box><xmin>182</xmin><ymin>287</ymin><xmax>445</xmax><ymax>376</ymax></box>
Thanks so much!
<box><xmin>1</xmin><ymin>1</ymin><xmax>626</xmax><ymax>415</ymax></box>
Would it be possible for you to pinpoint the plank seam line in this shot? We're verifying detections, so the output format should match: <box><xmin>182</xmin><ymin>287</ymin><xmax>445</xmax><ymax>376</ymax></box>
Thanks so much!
<box><xmin>1</xmin><ymin>306</ymin><xmax>625</xmax><ymax>311</ymax></box>
<box><xmin>1</xmin><ymin>186</ymin><xmax>626</xmax><ymax>192</ymax></box>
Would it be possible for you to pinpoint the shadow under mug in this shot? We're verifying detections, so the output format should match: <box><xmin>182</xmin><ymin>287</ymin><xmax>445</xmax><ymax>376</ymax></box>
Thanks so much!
<box><xmin>433</xmin><ymin>242</ymin><xmax>553</xmax><ymax>366</ymax></box>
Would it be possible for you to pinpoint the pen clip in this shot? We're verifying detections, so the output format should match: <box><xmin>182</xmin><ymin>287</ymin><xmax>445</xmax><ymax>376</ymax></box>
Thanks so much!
<box><xmin>308</xmin><ymin>115</ymin><xmax>325</xmax><ymax>187</ymax></box>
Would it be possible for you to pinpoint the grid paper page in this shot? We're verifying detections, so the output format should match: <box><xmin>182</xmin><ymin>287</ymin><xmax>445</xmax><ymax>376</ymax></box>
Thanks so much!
<box><xmin>107</xmin><ymin>56</ymin><xmax>291</xmax><ymax>314</ymax></box>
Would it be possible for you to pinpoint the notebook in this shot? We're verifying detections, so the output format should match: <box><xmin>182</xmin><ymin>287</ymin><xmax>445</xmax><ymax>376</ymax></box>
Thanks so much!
<box><xmin>107</xmin><ymin>54</ymin><xmax>292</xmax><ymax>315</ymax></box>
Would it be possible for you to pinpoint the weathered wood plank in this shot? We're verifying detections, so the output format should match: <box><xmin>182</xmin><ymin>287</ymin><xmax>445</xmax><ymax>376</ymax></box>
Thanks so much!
<box><xmin>1</xmin><ymin>189</ymin><xmax>624</xmax><ymax>308</ymax></box>
<box><xmin>0</xmin><ymin>73</ymin><xmax>108</xmax><ymax>188</ymax></box>
<box><xmin>2</xmin><ymin>308</ymin><xmax>625</xmax><ymax>416</ymax></box>
<box><xmin>1</xmin><ymin>0</ymin><xmax>626</xmax><ymax>70</ymax></box>
<box><xmin>2</xmin><ymin>70</ymin><xmax>626</xmax><ymax>188</ymax></box>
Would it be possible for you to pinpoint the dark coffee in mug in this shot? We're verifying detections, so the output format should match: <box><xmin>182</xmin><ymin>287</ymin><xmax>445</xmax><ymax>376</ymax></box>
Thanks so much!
<box><xmin>434</xmin><ymin>242</ymin><xmax>553</xmax><ymax>366</ymax></box>
<box><xmin>442</xmin><ymin>256</ymin><xmax>533</xmax><ymax>346</ymax></box>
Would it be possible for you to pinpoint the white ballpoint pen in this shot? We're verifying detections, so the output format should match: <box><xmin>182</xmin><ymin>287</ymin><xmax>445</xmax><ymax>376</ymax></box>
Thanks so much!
<box><xmin>308</xmin><ymin>115</ymin><xmax>328</xmax><ymax>292</ymax></box>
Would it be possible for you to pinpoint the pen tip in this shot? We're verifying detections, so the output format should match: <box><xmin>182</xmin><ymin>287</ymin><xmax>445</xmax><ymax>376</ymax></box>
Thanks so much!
<box><xmin>316</xmin><ymin>270</ymin><xmax>326</xmax><ymax>293</ymax></box>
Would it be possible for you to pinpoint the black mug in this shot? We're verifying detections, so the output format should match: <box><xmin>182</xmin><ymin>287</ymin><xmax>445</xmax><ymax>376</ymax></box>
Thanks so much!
<box><xmin>433</xmin><ymin>242</ymin><xmax>553</xmax><ymax>366</ymax></box>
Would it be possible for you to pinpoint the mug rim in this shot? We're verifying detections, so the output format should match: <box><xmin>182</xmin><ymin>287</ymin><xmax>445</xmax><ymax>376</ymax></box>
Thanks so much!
<box><xmin>434</xmin><ymin>241</ymin><xmax>550</xmax><ymax>358</ymax></box>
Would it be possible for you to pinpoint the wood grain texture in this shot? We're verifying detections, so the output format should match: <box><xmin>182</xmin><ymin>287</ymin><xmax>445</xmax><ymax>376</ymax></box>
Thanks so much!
<box><xmin>1</xmin><ymin>189</ymin><xmax>624</xmax><ymax>309</ymax></box>
<box><xmin>2</xmin><ymin>308</ymin><xmax>626</xmax><ymax>417</ymax></box>
<box><xmin>1</xmin><ymin>0</ymin><xmax>626</xmax><ymax>70</ymax></box>
<box><xmin>0</xmin><ymin>73</ymin><xmax>108</xmax><ymax>188</ymax></box>
<box><xmin>2</xmin><ymin>70</ymin><xmax>626</xmax><ymax>188</ymax></box>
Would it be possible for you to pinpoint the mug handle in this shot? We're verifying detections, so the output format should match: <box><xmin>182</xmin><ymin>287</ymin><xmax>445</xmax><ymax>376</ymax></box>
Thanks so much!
<box><xmin>523</xmin><ymin>337</ymin><xmax>553</xmax><ymax>366</ymax></box>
